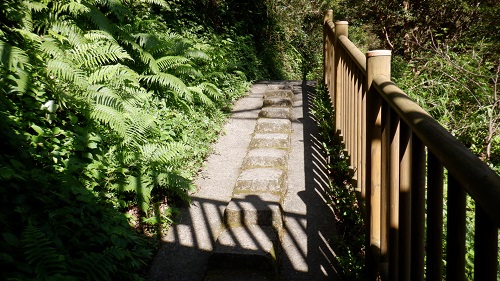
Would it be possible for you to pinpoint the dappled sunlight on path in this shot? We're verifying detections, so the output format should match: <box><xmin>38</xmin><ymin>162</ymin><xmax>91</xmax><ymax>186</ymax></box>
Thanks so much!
<box><xmin>149</xmin><ymin>81</ymin><xmax>340</xmax><ymax>281</ymax></box>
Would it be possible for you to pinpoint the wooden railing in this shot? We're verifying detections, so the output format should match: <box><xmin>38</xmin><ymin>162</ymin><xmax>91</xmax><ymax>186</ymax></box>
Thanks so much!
<box><xmin>323</xmin><ymin>10</ymin><xmax>500</xmax><ymax>281</ymax></box>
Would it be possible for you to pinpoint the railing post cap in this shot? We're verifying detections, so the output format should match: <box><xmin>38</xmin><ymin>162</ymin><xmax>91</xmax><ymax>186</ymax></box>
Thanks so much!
<box><xmin>367</xmin><ymin>50</ymin><xmax>392</xmax><ymax>57</ymax></box>
<box><xmin>335</xmin><ymin>21</ymin><xmax>348</xmax><ymax>25</ymax></box>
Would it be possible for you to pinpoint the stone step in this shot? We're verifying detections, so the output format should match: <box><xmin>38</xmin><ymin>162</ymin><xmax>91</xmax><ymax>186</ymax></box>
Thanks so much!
<box><xmin>241</xmin><ymin>148</ymin><xmax>288</xmax><ymax>169</ymax></box>
<box><xmin>264</xmin><ymin>90</ymin><xmax>294</xmax><ymax>100</ymax></box>
<box><xmin>205</xmin><ymin>225</ymin><xmax>280</xmax><ymax>281</ymax></box>
<box><xmin>249</xmin><ymin>133</ymin><xmax>290</xmax><ymax>150</ymax></box>
<box><xmin>206</xmin><ymin>84</ymin><xmax>293</xmax><ymax>281</ymax></box>
<box><xmin>255</xmin><ymin>118</ymin><xmax>291</xmax><ymax>134</ymax></box>
<box><xmin>258</xmin><ymin>107</ymin><xmax>292</xmax><ymax>120</ymax></box>
<box><xmin>262</xmin><ymin>97</ymin><xmax>293</xmax><ymax>108</ymax></box>
<box><xmin>224</xmin><ymin>193</ymin><xmax>282</xmax><ymax>229</ymax></box>
<box><xmin>267</xmin><ymin>83</ymin><xmax>290</xmax><ymax>90</ymax></box>
<box><xmin>234</xmin><ymin>168</ymin><xmax>286</xmax><ymax>195</ymax></box>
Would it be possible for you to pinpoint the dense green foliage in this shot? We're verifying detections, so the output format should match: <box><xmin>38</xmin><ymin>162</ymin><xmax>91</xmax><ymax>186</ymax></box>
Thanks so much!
<box><xmin>310</xmin><ymin>84</ymin><xmax>366</xmax><ymax>280</ymax></box>
<box><xmin>0</xmin><ymin>0</ymin><xmax>259</xmax><ymax>279</ymax></box>
<box><xmin>339</xmin><ymin>0</ymin><xmax>500</xmax><ymax>171</ymax></box>
<box><xmin>164</xmin><ymin>0</ymin><xmax>334</xmax><ymax>80</ymax></box>
<box><xmin>336</xmin><ymin>1</ymin><xmax>500</xmax><ymax>279</ymax></box>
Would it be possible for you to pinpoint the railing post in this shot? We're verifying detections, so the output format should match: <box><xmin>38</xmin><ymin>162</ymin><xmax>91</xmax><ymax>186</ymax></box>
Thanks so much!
<box><xmin>323</xmin><ymin>9</ymin><xmax>333</xmax><ymax>85</ymax></box>
<box><xmin>365</xmin><ymin>50</ymin><xmax>391</xmax><ymax>279</ymax></box>
<box><xmin>333</xmin><ymin>21</ymin><xmax>348</xmax><ymax>134</ymax></box>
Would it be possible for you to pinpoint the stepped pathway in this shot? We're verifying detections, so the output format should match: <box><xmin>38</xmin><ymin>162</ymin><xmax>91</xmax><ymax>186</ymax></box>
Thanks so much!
<box><xmin>149</xmin><ymin>81</ymin><xmax>339</xmax><ymax>281</ymax></box>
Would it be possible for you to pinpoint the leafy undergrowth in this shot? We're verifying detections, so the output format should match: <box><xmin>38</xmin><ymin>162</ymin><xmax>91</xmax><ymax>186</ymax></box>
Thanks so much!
<box><xmin>309</xmin><ymin>83</ymin><xmax>367</xmax><ymax>280</ymax></box>
<box><xmin>0</xmin><ymin>0</ymin><xmax>253</xmax><ymax>279</ymax></box>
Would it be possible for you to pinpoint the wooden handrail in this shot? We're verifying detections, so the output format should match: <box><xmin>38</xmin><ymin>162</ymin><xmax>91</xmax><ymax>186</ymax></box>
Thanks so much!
<box><xmin>373</xmin><ymin>76</ymin><xmax>500</xmax><ymax>226</ymax></box>
<box><xmin>323</xmin><ymin>9</ymin><xmax>500</xmax><ymax>281</ymax></box>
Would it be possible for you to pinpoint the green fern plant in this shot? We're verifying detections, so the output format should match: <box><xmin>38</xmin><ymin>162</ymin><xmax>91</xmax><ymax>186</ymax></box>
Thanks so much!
<box><xmin>21</xmin><ymin>225</ymin><xmax>68</xmax><ymax>277</ymax></box>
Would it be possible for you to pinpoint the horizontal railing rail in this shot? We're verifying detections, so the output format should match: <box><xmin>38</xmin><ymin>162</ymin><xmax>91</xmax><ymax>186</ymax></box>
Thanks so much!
<box><xmin>323</xmin><ymin>9</ymin><xmax>500</xmax><ymax>281</ymax></box>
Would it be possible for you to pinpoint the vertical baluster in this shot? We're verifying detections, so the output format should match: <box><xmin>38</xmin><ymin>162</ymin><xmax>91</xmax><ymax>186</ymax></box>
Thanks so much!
<box><xmin>399</xmin><ymin>122</ymin><xmax>412</xmax><ymax>281</ymax></box>
<box><xmin>426</xmin><ymin>152</ymin><xmax>443</xmax><ymax>281</ymax></box>
<box><xmin>323</xmin><ymin>10</ymin><xmax>333</xmax><ymax>85</ymax></box>
<box><xmin>411</xmin><ymin>136</ymin><xmax>425</xmax><ymax>281</ymax></box>
<box><xmin>388</xmin><ymin>109</ymin><xmax>400</xmax><ymax>281</ymax></box>
<box><xmin>361</xmin><ymin>73</ymin><xmax>367</xmax><ymax>199</ymax></box>
<box><xmin>380</xmin><ymin>101</ymin><xmax>390</xmax><ymax>277</ymax></box>
<box><xmin>345</xmin><ymin>55</ymin><xmax>350</xmax><ymax>150</ymax></box>
<box><xmin>344</xmin><ymin>54</ymin><xmax>348</xmax><ymax>139</ymax></box>
<box><xmin>366</xmin><ymin>50</ymin><xmax>391</xmax><ymax>278</ymax></box>
<box><xmin>334</xmin><ymin>21</ymin><xmax>348</xmax><ymax>133</ymax></box>
<box><xmin>349</xmin><ymin>57</ymin><xmax>354</xmax><ymax>162</ymax></box>
<box><xmin>329</xmin><ymin>42</ymin><xmax>334</xmax><ymax>100</ymax></box>
<box><xmin>446</xmin><ymin>174</ymin><xmax>466</xmax><ymax>281</ymax></box>
<box><xmin>355</xmin><ymin>68</ymin><xmax>361</xmax><ymax>189</ymax></box>
<box><xmin>340</xmin><ymin>52</ymin><xmax>345</xmax><ymax>135</ymax></box>
<box><xmin>474</xmin><ymin>205</ymin><xmax>498</xmax><ymax>281</ymax></box>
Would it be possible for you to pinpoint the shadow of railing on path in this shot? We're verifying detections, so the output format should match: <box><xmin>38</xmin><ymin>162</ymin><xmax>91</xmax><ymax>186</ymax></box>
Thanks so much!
<box><xmin>149</xmin><ymin>81</ymin><xmax>343</xmax><ymax>281</ymax></box>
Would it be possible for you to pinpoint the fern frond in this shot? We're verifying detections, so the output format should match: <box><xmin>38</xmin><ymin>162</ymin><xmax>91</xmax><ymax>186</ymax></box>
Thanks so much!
<box><xmin>119</xmin><ymin>40</ymin><xmax>160</xmax><ymax>74</ymax></box>
<box><xmin>124</xmin><ymin>118</ymin><xmax>152</xmax><ymax>145</ymax></box>
<box><xmin>47</xmin><ymin>59</ymin><xmax>88</xmax><ymax>88</ymax></box>
<box><xmin>0</xmin><ymin>40</ymin><xmax>30</xmax><ymax>70</ymax></box>
<box><xmin>22</xmin><ymin>225</ymin><xmax>68</xmax><ymax>276</ymax></box>
<box><xmin>124</xmin><ymin>174</ymin><xmax>153</xmax><ymax>213</ymax></box>
<box><xmin>40</xmin><ymin>38</ymin><xmax>64</xmax><ymax>58</ymax></box>
<box><xmin>71</xmin><ymin>42</ymin><xmax>132</xmax><ymax>68</ymax></box>
<box><xmin>169</xmin><ymin>39</ymin><xmax>197</xmax><ymax>57</ymax></box>
<box><xmin>25</xmin><ymin>1</ymin><xmax>47</xmax><ymax>12</ymax></box>
<box><xmin>14</xmin><ymin>28</ymin><xmax>43</xmax><ymax>43</ymax></box>
<box><xmin>88</xmin><ymin>64</ymin><xmax>140</xmax><ymax>86</ymax></box>
<box><xmin>155</xmin><ymin>172</ymin><xmax>195</xmax><ymax>201</ymax></box>
<box><xmin>199</xmin><ymin>82</ymin><xmax>223</xmax><ymax>101</ymax></box>
<box><xmin>56</xmin><ymin>1</ymin><xmax>91</xmax><ymax>16</ymax></box>
<box><xmin>87</xmin><ymin>5</ymin><xmax>115</xmax><ymax>35</ymax></box>
<box><xmin>91</xmin><ymin>98</ymin><xmax>157</xmax><ymax>146</ymax></box>
<box><xmin>0</xmin><ymin>165</ymin><xmax>24</xmax><ymax>181</ymax></box>
<box><xmin>20</xmin><ymin>2</ymin><xmax>34</xmax><ymax>32</ymax></box>
<box><xmin>106</xmin><ymin>0</ymin><xmax>132</xmax><ymax>22</ymax></box>
<box><xmin>124</xmin><ymin>87</ymin><xmax>152</xmax><ymax>102</ymax></box>
<box><xmin>185</xmin><ymin>49</ymin><xmax>210</xmax><ymax>61</ymax></box>
<box><xmin>91</xmin><ymin>103</ymin><xmax>128</xmax><ymax>138</ymax></box>
<box><xmin>139</xmin><ymin>142</ymin><xmax>187</xmax><ymax>165</ymax></box>
<box><xmin>84</xmin><ymin>30</ymin><xmax>117</xmax><ymax>43</ymax></box>
<box><xmin>170</xmin><ymin>64</ymin><xmax>201</xmax><ymax>78</ymax></box>
<box><xmin>88</xmin><ymin>85</ymin><xmax>124</xmax><ymax>111</ymax></box>
<box><xmin>141</xmin><ymin>0</ymin><xmax>170</xmax><ymax>8</ymax></box>
<box><xmin>134</xmin><ymin>33</ymin><xmax>161</xmax><ymax>50</ymax></box>
<box><xmin>71</xmin><ymin>250</ymin><xmax>116</xmax><ymax>281</ymax></box>
<box><xmin>188</xmin><ymin>86</ymin><xmax>214</xmax><ymax>107</ymax></box>
<box><xmin>48</xmin><ymin>21</ymin><xmax>87</xmax><ymax>47</ymax></box>
<box><xmin>156</xmin><ymin>56</ymin><xmax>190</xmax><ymax>71</ymax></box>
<box><xmin>0</xmin><ymin>40</ymin><xmax>31</xmax><ymax>93</ymax></box>
<box><xmin>140</xmin><ymin>73</ymin><xmax>191</xmax><ymax>101</ymax></box>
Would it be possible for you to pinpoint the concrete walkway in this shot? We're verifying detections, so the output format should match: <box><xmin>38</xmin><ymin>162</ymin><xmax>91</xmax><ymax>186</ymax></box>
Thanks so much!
<box><xmin>149</xmin><ymin>81</ymin><xmax>339</xmax><ymax>280</ymax></box>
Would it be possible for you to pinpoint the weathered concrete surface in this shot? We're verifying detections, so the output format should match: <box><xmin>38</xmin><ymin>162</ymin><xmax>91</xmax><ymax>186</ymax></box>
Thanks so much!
<box><xmin>264</xmin><ymin>90</ymin><xmax>295</xmax><ymax>100</ymax></box>
<box><xmin>249</xmin><ymin>133</ymin><xmax>291</xmax><ymax>150</ymax></box>
<box><xmin>263</xmin><ymin>97</ymin><xmax>293</xmax><ymax>107</ymax></box>
<box><xmin>279</xmin><ymin>81</ymin><xmax>339</xmax><ymax>280</ymax></box>
<box><xmin>234</xmin><ymin>168</ymin><xmax>286</xmax><ymax>194</ymax></box>
<box><xmin>148</xmin><ymin>81</ymin><xmax>339</xmax><ymax>281</ymax></box>
<box><xmin>225</xmin><ymin>193</ymin><xmax>282</xmax><ymax>228</ymax></box>
<box><xmin>258</xmin><ymin>107</ymin><xmax>293</xmax><ymax>120</ymax></box>
<box><xmin>206</xmin><ymin>225</ymin><xmax>280</xmax><ymax>280</ymax></box>
<box><xmin>255</xmin><ymin>118</ymin><xmax>292</xmax><ymax>133</ymax></box>
<box><xmin>241</xmin><ymin>148</ymin><xmax>288</xmax><ymax>169</ymax></box>
<box><xmin>148</xmin><ymin>83</ymin><xmax>266</xmax><ymax>281</ymax></box>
